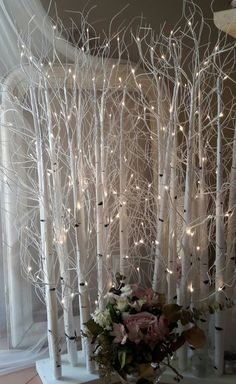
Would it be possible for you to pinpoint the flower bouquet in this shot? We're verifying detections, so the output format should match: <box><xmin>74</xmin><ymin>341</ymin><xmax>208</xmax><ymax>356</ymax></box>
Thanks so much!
<box><xmin>85</xmin><ymin>274</ymin><xmax>205</xmax><ymax>384</ymax></box>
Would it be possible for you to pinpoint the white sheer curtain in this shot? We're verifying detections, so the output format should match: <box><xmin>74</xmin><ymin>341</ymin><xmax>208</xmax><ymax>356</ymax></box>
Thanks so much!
<box><xmin>0</xmin><ymin>0</ymin><xmax>73</xmax><ymax>375</ymax></box>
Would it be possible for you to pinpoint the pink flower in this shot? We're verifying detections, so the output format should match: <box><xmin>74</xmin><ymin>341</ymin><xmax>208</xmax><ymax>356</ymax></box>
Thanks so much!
<box><xmin>146</xmin><ymin>315</ymin><xmax>170</xmax><ymax>342</ymax></box>
<box><xmin>132</xmin><ymin>286</ymin><xmax>154</xmax><ymax>303</ymax></box>
<box><xmin>110</xmin><ymin>323</ymin><xmax>127</xmax><ymax>345</ymax></box>
<box><xmin>124</xmin><ymin>312</ymin><xmax>157</xmax><ymax>343</ymax></box>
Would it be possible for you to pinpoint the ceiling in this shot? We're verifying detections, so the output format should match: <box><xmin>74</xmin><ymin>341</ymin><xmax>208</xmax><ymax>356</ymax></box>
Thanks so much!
<box><xmin>41</xmin><ymin>0</ymin><xmax>229</xmax><ymax>31</ymax></box>
<box><xmin>40</xmin><ymin>0</ymin><xmax>233</xmax><ymax>64</ymax></box>
<box><xmin>41</xmin><ymin>0</ymin><xmax>227</xmax><ymax>34</ymax></box>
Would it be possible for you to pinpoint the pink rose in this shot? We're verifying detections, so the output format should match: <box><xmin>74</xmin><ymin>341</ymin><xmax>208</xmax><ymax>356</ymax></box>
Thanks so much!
<box><xmin>132</xmin><ymin>286</ymin><xmax>154</xmax><ymax>303</ymax></box>
<box><xmin>145</xmin><ymin>315</ymin><xmax>170</xmax><ymax>342</ymax></box>
<box><xmin>124</xmin><ymin>312</ymin><xmax>157</xmax><ymax>343</ymax></box>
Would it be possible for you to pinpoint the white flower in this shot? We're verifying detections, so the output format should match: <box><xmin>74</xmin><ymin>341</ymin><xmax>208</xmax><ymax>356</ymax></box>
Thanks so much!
<box><xmin>116</xmin><ymin>297</ymin><xmax>129</xmax><ymax>312</ymax></box>
<box><xmin>91</xmin><ymin>308</ymin><xmax>112</xmax><ymax>330</ymax></box>
<box><xmin>130</xmin><ymin>299</ymin><xmax>146</xmax><ymax>311</ymax></box>
<box><xmin>120</xmin><ymin>284</ymin><xmax>133</xmax><ymax>297</ymax></box>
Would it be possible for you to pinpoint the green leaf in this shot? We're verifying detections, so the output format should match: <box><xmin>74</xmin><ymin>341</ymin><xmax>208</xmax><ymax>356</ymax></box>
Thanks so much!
<box><xmin>183</xmin><ymin>325</ymin><xmax>206</xmax><ymax>348</ymax></box>
<box><xmin>107</xmin><ymin>303</ymin><xmax>120</xmax><ymax>323</ymax></box>
<box><xmin>180</xmin><ymin>309</ymin><xmax>193</xmax><ymax>325</ymax></box>
<box><xmin>163</xmin><ymin>304</ymin><xmax>182</xmax><ymax>322</ymax></box>
<box><xmin>84</xmin><ymin>318</ymin><xmax>103</xmax><ymax>337</ymax></box>
<box><xmin>118</xmin><ymin>350</ymin><xmax>127</xmax><ymax>369</ymax></box>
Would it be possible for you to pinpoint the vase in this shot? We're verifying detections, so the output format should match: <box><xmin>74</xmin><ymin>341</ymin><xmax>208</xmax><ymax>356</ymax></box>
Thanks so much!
<box><xmin>120</xmin><ymin>364</ymin><xmax>166</xmax><ymax>384</ymax></box>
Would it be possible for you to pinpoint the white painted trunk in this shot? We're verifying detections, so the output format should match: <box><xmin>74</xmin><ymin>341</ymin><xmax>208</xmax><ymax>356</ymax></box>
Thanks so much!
<box><xmin>226</xmin><ymin>120</ymin><xmax>236</xmax><ymax>299</ymax></box>
<box><xmin>167</xmin><ymin>135</ymin><xmax>177</xmax><ymax>302</ymax></box>
<box><xmin>119</xmin><ymin>93</ymin><xmax>129</xmax><ymax>278</ymax></box>
<box><xmin>30</xmin><ymin>87</ymin><xmax>61</xmax><ymax>379</ymax></box>
<box><xmin>93</xmin><ymin>81</ymin><xmax>106</xmax><ymax>310</ymax></box>
<box><xmin>152</xmin><ymin>80</ymin><xmax>179</xmax><ymax>294</ymax></box>
<box><xmin>44</xmin><ymin>85</ymin><xmax>78</xmax><ymax>367</ymax></box>
<box><xmin>214</xmin><ymin>77</ymin><xmax>225</xmax><ymax>376</ymax></box>
<box><xmin>178</xmin><ymin>86</ymin><xmax>195</xmax><ymax>372</ymax></box>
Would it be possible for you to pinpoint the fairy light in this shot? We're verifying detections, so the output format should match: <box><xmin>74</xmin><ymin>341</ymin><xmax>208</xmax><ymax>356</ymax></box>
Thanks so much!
<box><xmin>196</xmin><ymin>246</ymin><xmax>200</xmax><ymax>251</ymax></box>
<box><xmin>61</xmin><ymin>298</ymin><xmax>65</xmax><ymax>304</ymax></box>
<box><xmin>136</xmin><ymin>267</ymin><xmax>140</xmax><ymax>271</ymax></box>
<box><xmin>139</xmin><ymin>239</ymin><xmax>144</xmax><ymax>244</ymax></box>
<box><xmin>77</xmin><ymin>202</ymin><xmax>81</xmax><ymax>210</ymax></box>
<box><xmin>28</xmin><ymin>266</ymin><xmax>32</xmax><ymax>272</ymax></box>
<box><xmin>155</xmin><ymin>240</ymin><xmax>159</xmax><ymax>245</ymax></box>
<box><xmin>71</xmin><ymin>292</ymin><xmax>75</xmax><ymax>298</ymax></box>
<box><xmin>186</xmin><ymin>228</ymin><xmax>191</xmax><ymax>235</ymax></box>
<box><xmin>167</xmin><ymin>268</ymin><xmax>173</xmax><ymax>274</ymax></box>
<box><xmin>188</xmin><ymin>283</ymin><xmax>194</xmax><ymax>293</ymax></box>
<box><xmin>53</xmin><ymin>25</ymin><xmax>56</xmax><ymax>30</ymax></box>
<box><xmin>106</xmin><ymin>254</ymin><xmax>110</xmax><ymax>259</ymax></box>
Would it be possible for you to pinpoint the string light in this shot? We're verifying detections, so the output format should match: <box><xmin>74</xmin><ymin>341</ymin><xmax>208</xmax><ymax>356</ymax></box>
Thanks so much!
<box><xmin>188</xmin><ymin>283</ymin><xmax>194</xmax><ymax>293</ymax></box>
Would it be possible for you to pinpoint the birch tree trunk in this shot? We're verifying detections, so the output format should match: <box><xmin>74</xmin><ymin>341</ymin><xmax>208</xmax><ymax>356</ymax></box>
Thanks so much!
<box><xmin>93</xmin><ymin>80</ymin><xmax>106</xmax><ymax>310</ymax></box>
<box><xmin>178</xmin><ymin>85</ymin><xmax>196</xmax><ymax>371</ymax></box>
<box><xmin>225</xmin><ymin>118</ymin><xmax>236</xmax><ymax>299</ymax></box>
<box><xmin>152</xmin><ymin>80</ymin><xmax>179</xmax><ymax>294</ymax></box>
<box><xmin>215</xmin><ymin>77</ymin><xmax>225</xmax><ymax>376</ymax></box>
<box><xmin>30</xmin><ymin>86</ymin><xmax>61</xmax><ymax>379</ymax></box>
<box><xmin>44</xmin><ymin>85</ymin><xmax>78</xmax><ymax>367</ymax></box>
<box><xmin>119</xmin><ymin>90</ymin><xmax>129</xmax><ymax>278</ymax></box>
<box><xmin>167</xmin><ymin>135</ymin><xmax>177</xmax><ymax>302</ymax></box>
<box><xmin>73</xmin><ymin>89</ymin><xmax>95</xmax><ymax>372</ymax></box>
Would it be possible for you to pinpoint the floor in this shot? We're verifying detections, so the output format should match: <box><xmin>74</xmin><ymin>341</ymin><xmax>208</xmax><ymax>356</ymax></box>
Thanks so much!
<box><xmin>0</xmin><ymin>367</ymin><xmax>42</xmax><ymax>384</ymax></box>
